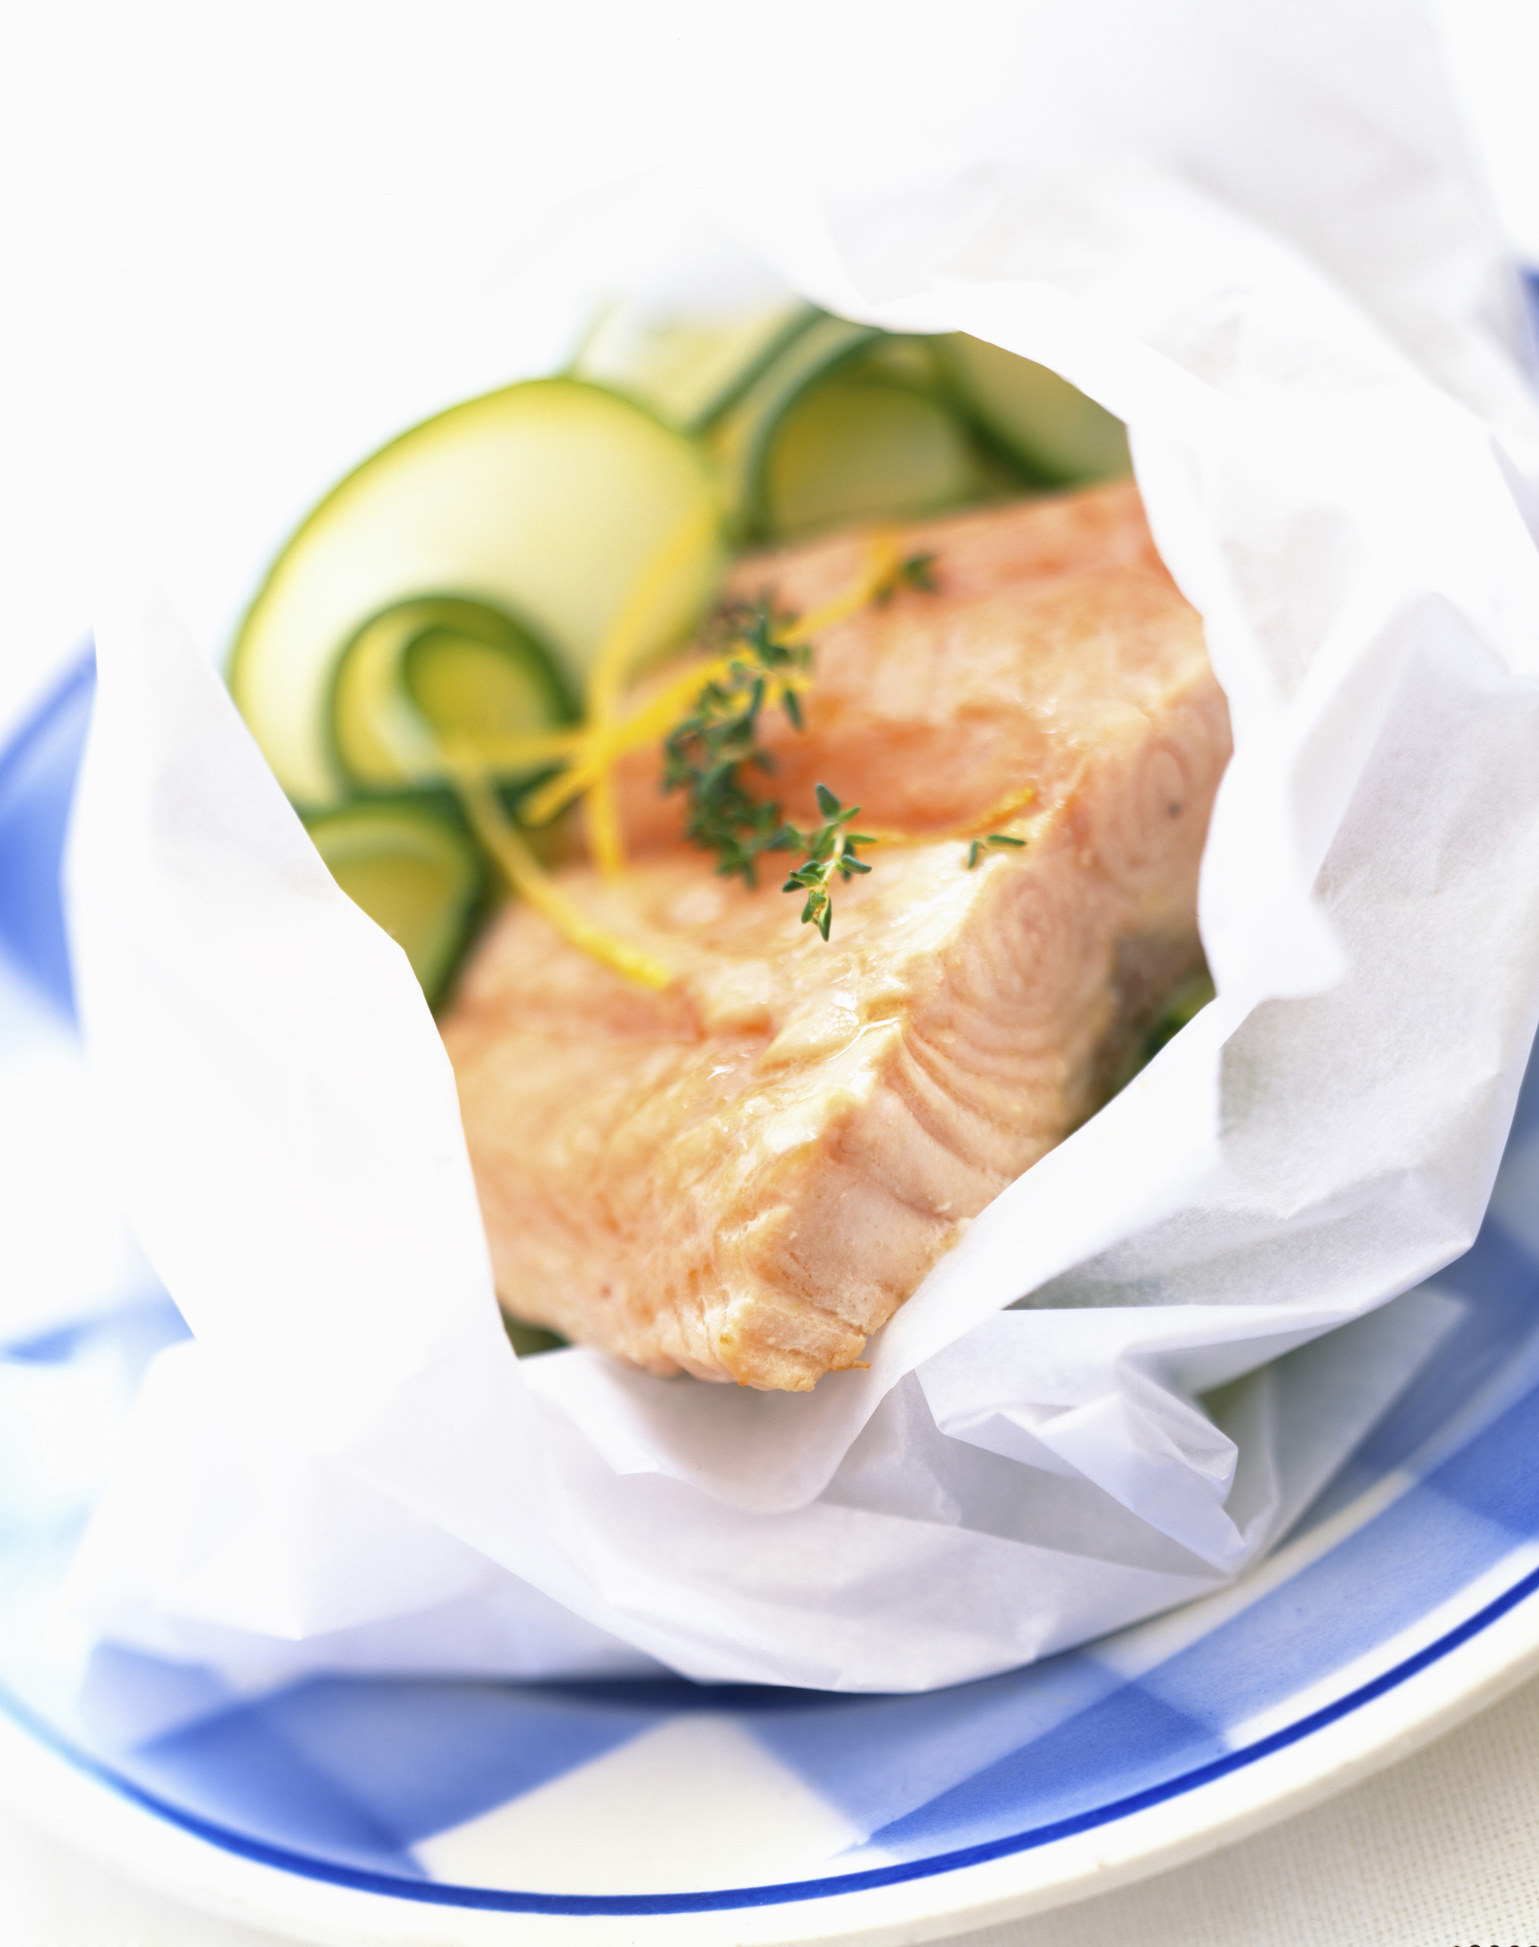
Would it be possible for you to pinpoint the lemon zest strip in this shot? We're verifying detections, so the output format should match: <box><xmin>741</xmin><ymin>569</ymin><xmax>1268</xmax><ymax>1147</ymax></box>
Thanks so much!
<box><xmin>450</xmin><ymin>767</ymin><xmax>674</xmax><ymax>991</ymax></box>
<box><xmin>856</xmin><ymin>783</ymin><xmax>1040</xmax><ymax>848</ymax></box>
<box><xmin>582</xmin><ymin>502</ymin><xmax>721</xmax><ymax>880</ymax></box>
<box><xmin>521</xmin><ymin>528</ymin><xmax>903</xmax><ymax>834</ymax></box>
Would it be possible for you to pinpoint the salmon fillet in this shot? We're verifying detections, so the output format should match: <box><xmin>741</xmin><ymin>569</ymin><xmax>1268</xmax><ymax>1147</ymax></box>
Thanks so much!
<box><xmin>613</xmin><ymin>477</ymin><xmax>1176</xmax><ymax>849</ymax></box>
<box><xmin>440</xmin><ymin>483</ymin><xmax>1231</xmax><ymax>1391</ymax></box>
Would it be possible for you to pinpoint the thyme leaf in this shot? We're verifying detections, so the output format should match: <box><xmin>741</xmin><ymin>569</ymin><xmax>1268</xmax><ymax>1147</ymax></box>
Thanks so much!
<box><xmin>659</xmin><ymin>600</ymin><xmax>809</xmax><ymax>889</ymax></box>
<box><xmin>779</xmin><ymin>786</ymin><xmax>874</xmax><ymax>942</ymax></box>
<box><xmin>965</xmin><ymin>832</ymin><xmax>1027</xmax><ymax>869</ymax></box>
<box><xmin>661</xmin><ymin>611</ymin><xmax>875</xmax><ymax>938</ymax></box>
<box><xmin>877</xmin><ymin>550</ymin><xmax>937</xmax><ymax>601</ymax></box>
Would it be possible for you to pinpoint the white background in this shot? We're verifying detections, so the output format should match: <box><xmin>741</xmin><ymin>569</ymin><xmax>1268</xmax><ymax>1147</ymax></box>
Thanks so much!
<box><xmin>1</xmin><ymin>0</ymin><xmax>1537</xmax><ymax>721</ymax></box>
<box><xmin>2</xmin><ymin>1</ymin><xmax>1539</xmax><ymax>1939</ymax></box>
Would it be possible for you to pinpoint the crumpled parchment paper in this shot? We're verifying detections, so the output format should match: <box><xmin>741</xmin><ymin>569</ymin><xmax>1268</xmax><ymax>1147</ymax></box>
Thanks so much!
<box><xmin>60</xmin><ymin>0</ymin><xmax>1539</xmax><ymax>1690</ymax></box>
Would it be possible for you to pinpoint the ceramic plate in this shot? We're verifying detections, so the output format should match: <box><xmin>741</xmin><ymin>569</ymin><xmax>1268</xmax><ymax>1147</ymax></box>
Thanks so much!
<box><xmin>2</xmin><ymin>658</ymin><xmax>1539</xmax><ymax>1947</ymax></box>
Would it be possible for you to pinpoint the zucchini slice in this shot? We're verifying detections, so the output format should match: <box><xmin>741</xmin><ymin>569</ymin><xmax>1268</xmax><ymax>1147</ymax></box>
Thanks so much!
<box><xmin>502</xmin><ymin>1314</ymin><xmax>569</xmax><ymax>1357</ymax></box>
<box><xmin>707</xmin><ymin>312</ymin><xmax>886</xmax><ymax>538</ymax></box>
<box><xmin>305</xmin><ymin>799</ymin><xmax>484</xmax><ymax>1004</ymax></box>
<box><xmin>762</xmin><ymin>376</ymin><xmax>984</xmax><ymax>540</ymax></box>
<box><xmin>838</xmin><ymin>334</ymin><xmax>947</xmax><ymax>392</ymax></box>
<box><xmin>936</xmin><ymin>334</ymin><xmax>1131</xmax><ymax>485</ymax></box>
<box><xmin>231</xmin><ymin>378</ymin><xmax>724</xmax><ymax>809</ymax></box>
<box><xmin>331</xmin><ymin>596</ymin><xmax>577</xmax><ymax>793</ymax></box>
<box><xmin>709</xmin><ymin>315</ymin><xmax>1007</xmax><ymax>541</ymax></box>
<box><xmin>574</xmin><ymin>301</ymin><xmax>817</xmax><ymax>433</ymax></box>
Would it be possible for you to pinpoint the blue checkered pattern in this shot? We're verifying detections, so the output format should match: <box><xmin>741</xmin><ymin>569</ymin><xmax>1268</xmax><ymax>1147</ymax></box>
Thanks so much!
<box><xmin>3</xmin><ymin>659</ymin><xmax>1538</xmax><ymax>1914</ymax></box>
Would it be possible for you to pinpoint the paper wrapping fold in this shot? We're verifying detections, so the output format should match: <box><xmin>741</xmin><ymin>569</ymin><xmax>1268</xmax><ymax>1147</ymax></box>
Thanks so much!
<box><xmin>61</xmin><ymin>10</ymin><xmax>1539</xmax><ymax>1691</ymax></box>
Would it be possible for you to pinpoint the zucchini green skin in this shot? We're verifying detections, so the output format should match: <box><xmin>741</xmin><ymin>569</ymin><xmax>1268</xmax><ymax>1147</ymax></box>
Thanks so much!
<box><xmin>688</xmin><ymin>306</ymin><xmax>824</xmax><ymax>433</ymax></box>
<box><xmin>708</xmin><ymin>317</ymin><xmax>1056</xmax><ymax>542</ymax></box>
<box><xmin>303</xmin><ymin>793</ymin><xmax>488</xmax><ymax>1007</ymax></box>
<box><xmin>238</xmin><ymin>314</ymin><xmax>1129</xmax><ymax>1019</ymax></box>
<box><xmin>502</xmin><ymin>1314</ymin><xmax>569</xmax><ymax>1357</ymax></box>
<box><xmin>707</xmin><ymin>313</ymin><xmax>887</xmax><ymax>541</ymax></box>
<box><xmin>328</xmin><ymin>595</ymin><xmax>578</xmax><ymax>795</ymax></box>
<box><xmin>574</xmin><ymin>301</ymin><xmax>822</xmax><ymax>435</ymax></box>
<box><xmin>933</xmin><ymin>333</ymin><xmax>1131</xmax><ymax>485</ymax></box>
<box><xmin>230</xmin><ymin>377</ymin><xmax>724</xmax><ymax>810</ymax></box>
<box><xmin>760</xmin><ymin>373</ymin><xmax>987</xmax><ymax>541</ymax></box>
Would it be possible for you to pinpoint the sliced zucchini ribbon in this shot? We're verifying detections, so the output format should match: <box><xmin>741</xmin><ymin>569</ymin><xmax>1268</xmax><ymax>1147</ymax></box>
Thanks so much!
<box><xmin>231</xmin><ymin>302</ymin><xmax>1128</xmax><ymax>1002</ymax></box>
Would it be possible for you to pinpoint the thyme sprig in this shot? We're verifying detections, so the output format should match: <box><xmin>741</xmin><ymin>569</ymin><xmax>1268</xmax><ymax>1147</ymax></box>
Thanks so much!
<box><xmin>966</xmin><ymin>832</ymin><xmax>1027</xmax><ymax>869</ymax></box>
<box><xmin>878</xmin><ymin>550</ymin><xmax>937</xmax><ymax>600</ymax></box>
<box><xmin>780</xmin><ymin>786</ymin><xmax>874</xmax><ymax>941</ymax></box>
<box><xmin>660</xmin><ymin>607</ymin><xmax>875</xmax><ymax>937</ymax></box>
<box><xmin>660</xmin><ymin>599</ymin><xmax>809</xmax><ymax>889</ymax></box>
<box><xmin>660</xmin><ymin>548</ymin><xmax>936</xmax><ymax>939</ymax></box>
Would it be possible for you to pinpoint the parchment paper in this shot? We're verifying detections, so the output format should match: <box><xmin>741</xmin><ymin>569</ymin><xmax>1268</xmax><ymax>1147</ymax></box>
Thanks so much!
<box><xmin>61</xmin><ymin>0</ymin><xmax>1539</xmax><ymax>1690</ymax></box>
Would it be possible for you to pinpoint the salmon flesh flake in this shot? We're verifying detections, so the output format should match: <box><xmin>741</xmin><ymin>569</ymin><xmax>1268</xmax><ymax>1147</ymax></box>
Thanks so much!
<box><xmin>440</xmin><ymin>482</ymin><xmax>1232</xmax><ymax>1391</ymax></box>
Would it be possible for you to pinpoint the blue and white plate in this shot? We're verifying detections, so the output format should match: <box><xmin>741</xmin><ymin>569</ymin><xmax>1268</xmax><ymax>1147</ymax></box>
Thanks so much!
<box><xmin>2</xmin><ymin>658</ymin><xmax>1539</xmax><ymax>1946</ymax></box>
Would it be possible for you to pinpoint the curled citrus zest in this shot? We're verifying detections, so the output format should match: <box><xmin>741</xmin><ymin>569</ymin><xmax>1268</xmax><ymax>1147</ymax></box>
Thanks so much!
<box><xmin>449</xmin><ymin>766</ymin><xmax>674</xmax><ymax>991</ymax></box>
<box><xmin>584</xmin><ymin>765</ymin><xmax>626</xmax><ymax>881</ymax></box>
<box><xmin>583</xmin><ymin>502</ymin><xmax>721</xmax><ymax>880</ymax></box>
<box><xmin>443</xmin><ymin>722</ymin><xmax>589</xmax><ymax>771</ymax></box>
<box><xmin>586</xmin><ymin>502</ymin><xmax>722</xmax><ymax>719</ymax></box>
<box><xmin>855</xmin><ymin>783</ymin><xmax>1039</xmax><ymax>849</ymax></box>
<box><xmin>781</xmin><ymin>530</ymin><xmax>906</xmax><ymax>643</ymax></box>
<box><xmin>443</xmin><ymin>529</ymin><xmax>933</xmax><ymax>988</ymax></box>
<box><xmin>521</xmin><ymin>529</ymin><xmax>902</xmax><ymax>835</ymax></box>
<box><xmin>522</xmin><ymin>656</ymin><xmax>815</xmax><ymax>830</ymax></box>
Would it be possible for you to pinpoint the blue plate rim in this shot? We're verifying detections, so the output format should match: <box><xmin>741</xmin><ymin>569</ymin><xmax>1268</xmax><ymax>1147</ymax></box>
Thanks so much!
<box><xmin>0</xmin><ymin>1558</ymin><xmax>1536</xmax><ymax>1916</ymax></box>
<box><xmin>5</xmin><ymin>652</ymin><xmax>1539</xmax><ymax>1917</ymax></box>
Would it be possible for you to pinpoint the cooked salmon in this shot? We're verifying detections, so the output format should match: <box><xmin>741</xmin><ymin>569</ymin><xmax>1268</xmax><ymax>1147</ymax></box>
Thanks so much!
<box><xmin>439</xmin><ymin>483</ymin><xmax>1231</xmax><ymax>1391</ymax></box>
<box><xmin>612</xmin><ymin>477</ymin><xmax>1178</xmax><ymax>850</ymax></box>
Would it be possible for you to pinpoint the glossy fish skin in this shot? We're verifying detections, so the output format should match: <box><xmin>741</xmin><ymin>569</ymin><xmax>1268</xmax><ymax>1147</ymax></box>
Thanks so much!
<box><xmin>440</xmin><ymin>484</ymin><xmax>1231</xmax><ymax>1391</ymax></box>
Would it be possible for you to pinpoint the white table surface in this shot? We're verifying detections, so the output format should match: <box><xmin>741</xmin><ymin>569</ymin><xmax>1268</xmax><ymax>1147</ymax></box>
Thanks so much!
<box><xmin>3</xmin><ymin>2</ymin><xmax>1539</xmax><ymax>1938</ymax></box>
